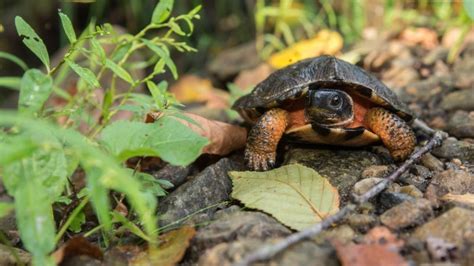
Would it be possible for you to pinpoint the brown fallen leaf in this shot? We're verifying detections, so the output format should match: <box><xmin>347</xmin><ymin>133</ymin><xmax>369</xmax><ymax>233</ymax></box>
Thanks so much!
<box><xmin>131</xmin><ymin>226</ymin><xmax>196</xmax><ymax>266</ymax></box>
<box><xmin>52</xmin><ymin>236</ymin><xmax>103</xmax><ymax>265</ymax></box>
<box><xmin>399</xmin><ymin>27</ymin><xmax>439</xmax><ymax>50</ymax></box>
<box><xmin>169</xmin><ymin>74</ymin><xmax>230</xmax><ymax>109</ymax></box>
<box><xmin>333</xmin><ymin>226</ymin><xmax>407</xmax><ymax>266</ymax></box>
<box><xmin>146</xmin><ymin>112</ymin><xmax>247</xmax><ymax>156</ymax></box>
<box><xmin>268</xmin><ymin>29</ymin><xmax>343</xmax><ymax>69</ymax></box>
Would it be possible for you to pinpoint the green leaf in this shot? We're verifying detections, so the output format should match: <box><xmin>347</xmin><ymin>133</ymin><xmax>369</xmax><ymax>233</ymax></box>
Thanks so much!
<box><xmin>147</xmin><ymin>81</ymin><xmax>168</xmax><ymax>109</ymax></box>
<box><xmin>14</xmin><ymin>182</ymin><xmax>56</xmax><ymax>265</ymax></box>
<box><xmin>90</xmin><ymin>38</ymin><xmax>106</xmax><ymax>62</ymax></box>
<box><xmin>0</xmin><ymin>138</ymin><xmax>38</xmax><ymax>165</ymax></box>
<box><xmin>14</xmin><ymin>16</ymin><xmax>50</xmax><ymax>72</ymax></box>
<box><xmin>59</xmin><ymin>11</ymin><xmax>77</xmax><ymax>44</ymax></box>
<box><xmin>105</xmin><ymin>59</ymin><xmax>134</xmax><ymax>84</ymax></box>
<box><xmin>464</xmin><ymin>0</ymin><xmax>474</xmax><ymax>20</ymax></box>
<box><xmin>0</xmin><ymin>51</ymin><xmax>28</xmax><ymax>70</ymax></box>
<box><xmin>66</xmin><ymin>59</ymin><xmax>100</xmax><ymax>88</ymax></box>
<box><xmin>151</xmin><ymin>0</ymin><xmax>174</xmax><ymax>24</ymax></box>
<box><xmin>169</xmin><ymin>21</ymin><xmax>185</xmax><ymax>36</ymax></box>
<box><xmin>0</xmin><ymin>76</ymin><xmax>21</xmax><ymax>90</ymax></box>
<box><xmin>18</xmin><ymin>69</ymin><xmax>53</xmax><ymax>116</ymax></box>
<box><xmin>100</xmin><ymin>117</ymin><xmax>208</xmax><ymax>165</ymax></box>
<box><xmin>0</xmin><ymin>202</ymin><xmax>14</xmax><ymax>218</ymax></box>
<box><xmin>229</xmin><ymin>164</ymin><xmax>340</xmax><ymax>231</ymax></box>
<box><xmin>142</xmin><ymin>39</ymin><xmax>178</xmax><ymax>79</ymax></box>
<box><xmin>68</xmin><ymin>211</ymin><xmax>86</xmax><ymax>233</ymax></box>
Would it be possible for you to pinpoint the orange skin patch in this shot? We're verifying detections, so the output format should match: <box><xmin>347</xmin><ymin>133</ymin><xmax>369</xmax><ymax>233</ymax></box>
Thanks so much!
<box><xmin>245</xmin><ymin>92</ymin><xmax>415</xmax><ymax>170</ymax></box>
<box><xmin>365</xmin><ymin>107</ymin><xmax>416</xmax><ymax>161</ymax></box>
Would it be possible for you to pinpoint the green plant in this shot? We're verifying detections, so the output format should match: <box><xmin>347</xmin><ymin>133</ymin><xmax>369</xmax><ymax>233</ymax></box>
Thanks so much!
<box><xmin>0</xmin><ymin>1</ymin><xmax>205</xmax><ymax>265</ymax></box>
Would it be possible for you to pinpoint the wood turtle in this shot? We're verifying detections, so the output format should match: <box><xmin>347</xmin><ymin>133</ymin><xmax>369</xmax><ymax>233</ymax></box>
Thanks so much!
<box><xmin>232</xmin><ymin>55</ymin><xmax>416</xmax><ymax>171</ymax></box>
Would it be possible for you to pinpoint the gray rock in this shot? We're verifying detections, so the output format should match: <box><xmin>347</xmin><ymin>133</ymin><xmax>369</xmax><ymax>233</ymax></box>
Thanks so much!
<box><xmin>433</xmin><ymin>138</ymin><xmax>474</xmax><ymax>169</ymax></box>
<box><xmin>379</xmin><ymin>192</ymin><xmax>415</xmax><ymax>211</ymax></box>
<box><xmin>447</xmin><ymin>111</ymin><xmax>474</xmax><ymax>138</ymax></box>
<box><xmin>284</xmin><ymin>148</ymin><xmax>383</xmax><ymax>201</ymax></box>
<box><xmin>152</xmin><ymin>164</ymin><xmax>196</xmax><ymax>188</ymax></box>
<box><xmin>399</xmin><ymin>185</ymin><xmax>423</xmax><ymax>198</ymax></box>
<box><xmin>380</xmin><ymin>198</ymin><xmax>433</xmax><ymax>230</ymax></box>
<box><xmin>420</xmin><ymin>153</ymin><xmax>444</xmax><ymax>172</ymax></box>
<box><xmin>189</xmin><ymin>210</ymin><xmax>290</xmax><ymax>263</ymax></box>
<box><xmin>345</xmin><ymin>213</ymin><xmax>377</xmax><ymax>232</ymax></box>
<box><xmin>413</xmin><ymin>207</ymin><xmax>474</xmax><ymax>247</ymax></box>
<box><xmin>157</xmin><ymin>158</ymin><xmax>244</xmax><ymax>227</ymax></box>
<box><xmin>197</xmin><ymin>239</ymin><xmax>338</xmax><ymax>266</ymax></box>
<box><xmin>0</xmin><ymin>244</ymin><xmax>31</xmax><ymax>265</ymax></box>
<box><xmin>440</xmin><ymin>89</ymin><xmax>474</xmax><ymax>111</ymax></box>
<box><xmin>425</xmin><ymin>169</ymin><xmax>474</xmax><ymax>206</ymax></box>
<box><xmin>362</xmin><ymin>165</ymin><xmax>391</xmax><ymax>178</ymax></box>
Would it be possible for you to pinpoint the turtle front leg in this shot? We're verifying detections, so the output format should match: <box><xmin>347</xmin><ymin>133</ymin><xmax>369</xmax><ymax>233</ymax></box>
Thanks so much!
<box><xmin>365</xmin><ymin>107</ymin><xmax>416</xmax><ymax>161</ymax></box>
<box><xmin>245</xmin><ymin>108</ymin><xmax>289</xmax><ymax>171</ymax></box>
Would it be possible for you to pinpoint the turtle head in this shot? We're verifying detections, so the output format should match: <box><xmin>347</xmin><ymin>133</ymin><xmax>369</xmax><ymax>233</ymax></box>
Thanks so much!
<box><xmin>305</xmin><ymin>89</ymin><xmax>354</xmax><ymax>127</ymax></box>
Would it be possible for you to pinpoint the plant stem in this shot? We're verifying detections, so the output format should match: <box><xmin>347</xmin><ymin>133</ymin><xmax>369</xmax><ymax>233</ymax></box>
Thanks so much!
<box><xmin>55</xmin><ymin>196</ymin><xmax>90</xmax><ymax>244</ymax></box>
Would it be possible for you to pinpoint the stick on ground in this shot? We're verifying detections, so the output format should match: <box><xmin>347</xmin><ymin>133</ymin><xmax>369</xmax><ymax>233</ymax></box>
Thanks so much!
<box><xmin>233</xmin><ymin>130</ymin><xmax>446</xmax><ymax>266</ymax></box>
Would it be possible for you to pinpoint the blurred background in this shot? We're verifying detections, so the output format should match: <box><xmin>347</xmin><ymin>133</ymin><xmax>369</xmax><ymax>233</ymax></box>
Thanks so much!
<box><xmin>0</xmin><ymin>0</ymin><xmax>473</xmax><ymax>109</ymax></box>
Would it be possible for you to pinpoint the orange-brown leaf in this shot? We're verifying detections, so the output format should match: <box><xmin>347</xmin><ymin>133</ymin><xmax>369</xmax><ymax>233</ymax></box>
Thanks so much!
<box><xmin>147</xmin><ymin>112</ymin><xmax>247</xmax><ymax>156</ymax></box>
<box><xmin>131</xmin><ymin>226</ymin><xmax>196</xmax><ymax>266</ymax></box>
<box><xmin>52</xmin><ymin>236</ymin><xmax>103</xmax><ymax>264</ymax></box>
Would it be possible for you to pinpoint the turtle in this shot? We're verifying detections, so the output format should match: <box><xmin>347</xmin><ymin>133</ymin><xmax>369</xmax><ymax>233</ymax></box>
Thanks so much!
<box><xmin>232</xmin><ymin>55</ymin><xmax>417</xmax><ymax>171</ymax></box>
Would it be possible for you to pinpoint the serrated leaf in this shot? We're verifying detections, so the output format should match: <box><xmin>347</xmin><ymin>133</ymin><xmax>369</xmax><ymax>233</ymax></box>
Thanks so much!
<box><xmin>0</xmin><ymin>51</ymin><xmax>28</xmax><ymax>70</ymax></box>
<box><xmin>100</xmin><ymin>117</ymin><xmax>208</xmax><ymax>166</ymax></box>
<box><xmin>59</xmin><ymin>11</ymin><xmax>77</xmax><ymax>44</ymax></box>
<box><xmin>230</xmin><ymin>164</ymin><xmax>340</xmax><ymax>231</ymax></box>
<box><xmin>142</xmin><ymin>39</ymin><xmax>178</xmax><ymax>79</ymax></box>
<box><xmin>66</xmin><ymin>59</ymin><xmax>100</xmax><ymax>88</ymax></box>
<box><xmin>15</xmin><ymin>16</ymin><xmax>50</xmax><ymax>71</ymax></box>
<box><xmin>151</xmin><ymin>0</ymin><xmax>174</xmax><ymax>24</ymax></box>
<box><xmin>19</xmin><ymin>69</ymin><xmax>53</xmax><ymax>116</ymax></box>
<box><xmin>105</xmin><ymin>59</ymin><xmax>134</xmax><ymax>84</ymax></box>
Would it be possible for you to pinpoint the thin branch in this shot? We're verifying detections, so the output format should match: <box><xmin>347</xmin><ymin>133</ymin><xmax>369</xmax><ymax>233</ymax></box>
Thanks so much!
<box><xmin>233</xmin><ymin>130</ymin><xmax>447</xmax><ymax>266</ymax></box>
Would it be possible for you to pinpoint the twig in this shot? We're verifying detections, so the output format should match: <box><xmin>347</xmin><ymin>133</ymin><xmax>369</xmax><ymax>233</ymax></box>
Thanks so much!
<box><xmin>233</xmin><ymin>130</ymin><xmax>446</xmax><ymax>266</ymax></box>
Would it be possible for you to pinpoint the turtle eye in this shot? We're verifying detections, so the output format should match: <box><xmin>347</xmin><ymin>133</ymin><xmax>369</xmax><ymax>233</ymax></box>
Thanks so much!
<box><xmin>329</xmin><ymin>95</ymin><xmax>342</xmax><ymax>108</ymax></box>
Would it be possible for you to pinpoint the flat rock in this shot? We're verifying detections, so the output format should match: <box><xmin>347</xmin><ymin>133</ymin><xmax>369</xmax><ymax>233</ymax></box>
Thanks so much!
<box><xmin>446</xmin><ymin>111</ymin><xmax>474</xmax><ymax>138</ymax></box>
<box><xmin>380</xmin><ymin>198</ymin><xmax>433</xmax><ymax>230</ymax></box>
<box><xmin>425</xmin><ymin>169</ymin><xmax>474</xmax><ymax>206</ymax></box>
<box><xmin>440</xmin><ymin>89</ymin><xmax>474</xmax><ymax>111</ymax></box>
<box><xmin>157</xmin><ymin>158</ymin><xmax>244</xmax><ymax>227</ymax></box>
<box><xmin>284</xmin><ymin>148</ymin><xmax>383</xmax><ymax>201</ymax></box>
<box><xmin>197</xmin><ymin>239</ymin><xmax>338</xmax><ymax>266</ymax></box>
<box><xmin>413</xmin><ymin>207</ymin><xmax>474</xmax><ymax>247</ymax></box>
<box><xmin>187</xmin><ymin>210</ymin><xmax>290</xmax><ymax>263</ymax></box>
<box><xmin>152</xmin><ymin>164</ymin><xmax>196</xmax><ymax>188</ymax></box>
<box><xmin>432</xmin><ymin>138</ymin><xmax>474</xmax><ymax>168</ymax></box>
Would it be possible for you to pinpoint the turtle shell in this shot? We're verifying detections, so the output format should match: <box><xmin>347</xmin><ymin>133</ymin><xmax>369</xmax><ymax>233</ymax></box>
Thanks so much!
<box><xmin>232</xmin><ymin>55</ymin><xmax>413</xmax><ymax>122</ymax></box>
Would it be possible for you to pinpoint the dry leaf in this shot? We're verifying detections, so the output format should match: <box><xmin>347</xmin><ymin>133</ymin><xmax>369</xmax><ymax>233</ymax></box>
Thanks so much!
<box><xmin>440</xmin><ymin>193</ymin><xmax>474</xmax><ymax>207</ymax></box>
<box><xmin>268</xmin><ymin>30</ymin><xmax>343</xmax><ymax>69</ymax></box>
<box><xmin>334</xmin><ymin>227</ymin><xmax>406</xmax><ymax>266</ymax></box>
<box><xmin>131</xmin><ymin>226</ymin><xmax>196</xmax><ymax>266</ymax></box>
<box><xmin>52</xmin><ymin>236</ymin><xmax>103</xmax><ymax>264</ymax></box>
<box><xmin>399</xmin><ymin>27</ymin><xmax>439</xmax><ymax>50</ymax></box>
<box><xmin>230</xmin><ymin>164</ymin><xmax>340</xmax><ymax>231</ymax></box>
<box><xmin>146</xmin><ymin>112</ymin><xmax>247</xmax><ymax>156</ymax></box>
<box><xmin>169</xmin><ymin>75</ymin><xmax>229</xmax><ymax>109</ymax></box>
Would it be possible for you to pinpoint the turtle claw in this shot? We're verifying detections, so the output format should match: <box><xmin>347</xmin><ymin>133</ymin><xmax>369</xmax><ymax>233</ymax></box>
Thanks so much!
<box><xmin>245</xmin><ymin>148</ymin><xmax>276</xmax><ymax>171</ymax></box>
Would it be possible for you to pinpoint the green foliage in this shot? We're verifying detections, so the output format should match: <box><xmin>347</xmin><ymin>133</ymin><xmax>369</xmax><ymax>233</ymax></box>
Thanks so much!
<box><xmin>18</xmin><ymin>69</ymin><xmax>53</xmax><ymax>116</ymax></box>
<box><xmin>1</xmin><ymin>3</ymin><xmax>202</xmax><ymax>263</ymax></box>
<box><xmin>14</xmin><ymin>17</ymin><xmax>50</xmax><ymax>72</ymax></box>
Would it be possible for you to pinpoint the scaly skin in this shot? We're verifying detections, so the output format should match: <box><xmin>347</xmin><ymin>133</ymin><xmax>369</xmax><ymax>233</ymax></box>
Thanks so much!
<box><xmin>365</xmin><ymin>107</ymin><xmax>416</xmax><ymax>161</ymax></box>
<box><xmin>245</xmin><ymin>108</ymin><xmax>289</xmax><ymax>171</ymax></box>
